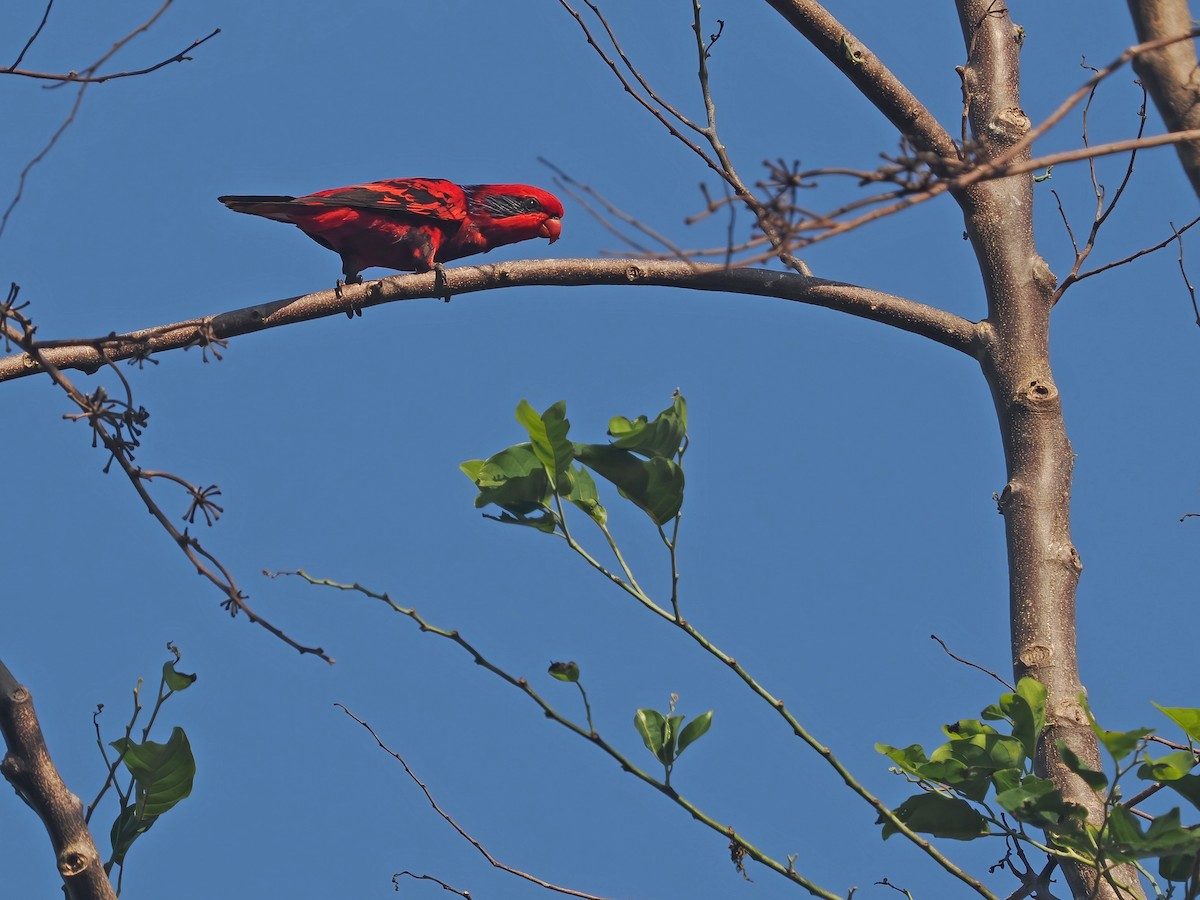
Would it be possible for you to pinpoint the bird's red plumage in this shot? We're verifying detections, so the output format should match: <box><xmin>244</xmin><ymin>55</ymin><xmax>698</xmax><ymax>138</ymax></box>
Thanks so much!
<box><xmin>218</xmin><ymin>178</ymin><xmax>563</xmax><ymax>282</ymax></box>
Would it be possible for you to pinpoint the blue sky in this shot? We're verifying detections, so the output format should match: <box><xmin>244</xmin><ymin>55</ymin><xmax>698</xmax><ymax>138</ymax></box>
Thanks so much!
<box><xmin>3</xmin><ymin>2</ymin><xmax>1199</xmax><ymax>898</ymax></box>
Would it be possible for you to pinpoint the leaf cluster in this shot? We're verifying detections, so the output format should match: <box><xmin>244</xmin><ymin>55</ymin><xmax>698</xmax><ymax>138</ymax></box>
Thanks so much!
<box><xmin>877</xmin><ymin>679</ymin><xmax>1200</xmax><ymax>892</ymax></box>
<box><xmin>461</xmin><ymin>394</ymin><xmax>688</xmax><ymax>531</ymax></box>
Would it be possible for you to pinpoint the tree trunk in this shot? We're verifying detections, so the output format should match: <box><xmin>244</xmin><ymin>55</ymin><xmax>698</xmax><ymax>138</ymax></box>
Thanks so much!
<box><xmin>1126</xmin><ymin>0</ymin><xmax>1200</xmax><ymax>199</ymax></box>
<box><xmin>956</xmin><ymin>4</ymin><xmax>1144</xmax><ymax>897</ymax></box>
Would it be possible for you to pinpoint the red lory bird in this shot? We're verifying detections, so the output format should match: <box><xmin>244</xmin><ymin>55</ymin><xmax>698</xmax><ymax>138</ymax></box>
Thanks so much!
<box><xmin>219</xmin><ymin>178</ymin><xmax>564</xmax><ymax>283</ymax></box>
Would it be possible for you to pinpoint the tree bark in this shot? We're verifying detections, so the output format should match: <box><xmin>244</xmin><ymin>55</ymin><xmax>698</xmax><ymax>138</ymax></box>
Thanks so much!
<box><xmin>0</xmin><ymin>659</ymin><xmax>115</xmax><ymax>900</ymax></box>
<box><xmin>0</xmin><ymin>260</ymin><xmax>977</xmax><ymax>383</ymax></box>
<box><xmin>1125</xmin><ymin>0</ymin><xmax>1200</xmax><ymax>198</ymax></box>
<box><xmin>955</xmin><ymin>4</ymin><xmax>1144</xmax><ymax>898</ymax></box>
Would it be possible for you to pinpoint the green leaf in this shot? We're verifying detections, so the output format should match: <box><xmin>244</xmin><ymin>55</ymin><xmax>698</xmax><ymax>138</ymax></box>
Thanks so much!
<box><xmin>1137</xmin><ymin>750</ymin><xmax>1198</xmax><ymax>783</ymax></box>
<box><xmin>984</xmin><ymin>677</ymin><xmax>1045</xmax><ymax>760</ymax></box>
<box><xmin>1050</xmin><ymin>823</ymin><xmax>1101</xmax><ymax>857</ymax></box>
<box><xmin>111</xmin><ymin>726</ymin><xmax>195</xmax><ymax>818</ymax></box>
<box><xmin>547</xmin><ymin>661</ymin><xmax>580</xmax><ymax>682</ymax></box>
<box><xmin>490</xmin><ymin>511</ymin><xmax>558</xmax><ymax>532</ymax></box>
<box><xmin>995</xmin><ymin>775</ymin><xmax>1087</xmax><ymax>830</ymax></box>
<box><xmin>607</xmin><ymin>395</ymin><xmax>688</xmax><ymax>459</ymax></box>
<box><xmin>1142</xmin><ymin>809</ymin><xmax>1200</xmax><ymax>856</ymax></box>
<box><xmin>561</xmin><ymin>465</ymin><xmax>607</xmax><ymax>526</ymax></box>
<box><xmin>677</xmin><ymin>711</ymin><xmax>713</xmax><ymax>756</ymax></box>
<box><xmin>464</xmin><ymin>444</ymin><xmax>552</xmax><ymax>516</ymax></box>
<box><xmin>515</xmin><ymin>400</ymin><xmax>574</xmax><ymax>490</ymax></box>
<box><xmin>944</xmin><ymin>719</ymin><xmax>1000</xmax><ymax>738</ymax></box>
<box><xmin>931</xmin><ymin>731</ymin><xmax>1025</xmax><ymax>802</ymax></box>
<box><xmin>1057</xmin><ymin>741</ymin><xmax>1109</xmax><ymax>791</ymax></box>
<box><xmin>1162</xmin><ymin>773</ymin><xmax>1200</xmax><ymax>812</ymax></box>
<box><xmin>936</xmin><ymin>732</ymin><xmax>1027</xmax><ymax>773</ymax></box>
<box><xmin>990</xmin><ymin>768</ymin><xmax>1024</xmax><ymax>794</ymax></box>
<box><xmin>162</xmin><ymin>661</ymin><xmax>196</xmax><ymax>692</ymax></box>
<box><xmin>1083</xmin><ymin>700</ymin><xmax>1150</xmax><ymax>761</ymax></box>
<box><xmin>878</xmin><ymin>792</ymin><xmax>987</xmax><ymax>841</ymax></box>
<box><xmin>1159</xmin><ymin>851</ymin><xmax>1196</xmax><ymax>882</ymax></box>
<box><xmin>1093</xmin><ymin>725</ymin><xmax>1152</xmax><ymax>762</ymax></box>
<box><xmin>876</xmin><ymin>743</ymin><xmax>969</xmax><ymax>786</ymax></box>
<box><xmin>663</xmin><ymin>714</ymin><xmax>684</xmax><ymax>764</ymax></box>
<box><xmin>459</xmin><ymin>459</ymin><xmax>485</xmax><ymax>482</ymax></box>
<box><xmin>1155</xmin><ymin>705</ymin><xmax>1200</xmax><ymax>743</ymax></box>
<box><xmin>1016</xmin><ymin>677</ymin><xmax>1047</xmax><ymax>728</ymax></box>
<box><xmin>1102</xmin><ymin>807</ymin><xmax>1200</xmax><ymax>860</ymax></box>
<box><xmin>573</xmin><ymin>444</ymin><xmax>684</xmax><ymax>525</ymax></box>
<box><xmin>607</xmin><ymin>415</ymin><xmax>648</xmax><ymax>442</ymax></box>
<box><xmin>109</xmin><ymin>804</ymin><xmax>156</xmax><ymax>867</ymax></box>
<box><xmin>634</xmin><ymin>709</ymin><xmax>669</xmax><ymax>759</ymax></box>
<box><xmin>876</xmin><ymin>743</ymin><xmax>931</xmax><ymax>775</ymax></box>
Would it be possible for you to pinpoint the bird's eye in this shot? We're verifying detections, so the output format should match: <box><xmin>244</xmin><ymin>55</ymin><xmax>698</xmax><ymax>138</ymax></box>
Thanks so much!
<box><xmin>523</xmin><ymin>197</ymin><xmax>541</xmax><ymax>211</ymax></box>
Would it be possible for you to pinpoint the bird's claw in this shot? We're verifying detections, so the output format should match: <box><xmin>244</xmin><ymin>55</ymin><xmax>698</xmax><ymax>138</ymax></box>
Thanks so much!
<box><xmin>338</xmin><ymin>276</ymin><xmax>364</xmax><ymax>318</ymax></box>
<box><xmin>434</xmin><ymin>263</ymin><xmax>452</xmax><ymax>303</ymax></box>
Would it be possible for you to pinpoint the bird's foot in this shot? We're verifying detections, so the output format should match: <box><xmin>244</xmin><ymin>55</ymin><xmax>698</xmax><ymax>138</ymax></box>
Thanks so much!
<box><xmin>434</xmin><ymin>263</ymin><xmax>452</xmax><ymax>303</ymax></box>
<box><xmin>337</xmin><ymin>275</ymin><xmax>365</xmax><ymax>318</ymax></box>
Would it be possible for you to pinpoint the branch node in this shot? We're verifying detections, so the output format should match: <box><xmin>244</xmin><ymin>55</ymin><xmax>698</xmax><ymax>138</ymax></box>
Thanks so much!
<box><xmin>1016</xmin><ymin>379</ymin><xmax>1058</xmax><ymax>405</ymax></box>
<box><xmin>988</xmin><ymin>107</ymin><xmax>1032</xmax><ymax>144</ymax></box>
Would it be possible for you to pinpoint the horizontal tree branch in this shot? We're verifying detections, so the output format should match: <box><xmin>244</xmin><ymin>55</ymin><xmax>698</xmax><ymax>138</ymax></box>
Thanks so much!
<box><xmin>0</xmin><ymin>260</ymin><xmax>980</xmax><ymax>384</ymax></box>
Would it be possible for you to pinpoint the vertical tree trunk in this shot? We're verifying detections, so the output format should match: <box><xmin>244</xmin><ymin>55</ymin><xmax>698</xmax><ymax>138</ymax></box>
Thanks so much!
<box><xmin>1125</xmin><ymin>0</ymin><xmax>1200</xmax><ymax>199</ymax></box>
<box><xmin>956</xmin><ymin>4</ymin><xmax>1144</xmax><ymax>898</ymax></box>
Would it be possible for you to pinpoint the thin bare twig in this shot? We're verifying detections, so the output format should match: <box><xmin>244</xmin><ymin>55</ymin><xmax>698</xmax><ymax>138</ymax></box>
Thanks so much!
<box><xmin>3</xmin><ymin>294</ymin><xmax>329</xmax><ymax>661</ymax></box>
<box><xmin>930</xmin><ymin>635</ymin><xmax>1014</xmax><ymax>691</ymax></box>
<box><xmin>956</xmin><ymin>27</ymin><xmax>1200</xmax><ymax>189</ymax></box>
<box><xmin>999</xmin><ymin>858</ymin><xmax>1058</xmax><ymax>900</ymax></box>
<box><xmin>555</xmin><ymin>0</ymin><xmax>718</xmax><ymax>170</ymax></box>
<box><xmin>0</xmin><ymin>1</ymin><xmax>218</xmax><ymax>237</ymax></box>
<box><xmin>766</xmin><ymin>127</ymin><xmax>1200</xmax><ymax>258</ymax></box>
<box><xmin>3</xmin><ymin>28</ymin><xmax>219</xmax><ymax>84</ymax></box>
<box><xmin>540</xmin><ymin>158</ymin><xmax>694</xmax><ymax>262</ymax></box>
<box><xmin>339</xmin><ymin>705</ymin><xmax>617</xmax><ymax>900</ymax></box>
<box><xmin>9</xmin><ymin>0</ymin><xmax>54</xmax><ymax>71</ymax></box>
<box><xmin>1051</xmin><ymin>75</ymin><xmax>1150</xmax><ymax>304</ymax></box>
<box><xmin>1059</xmin><ymin>213</ymin><xmax>1200</xmax><ymax>290</ymax></box>
<box><xmin>0</xmin><ymin>82</ymin><xmax>86</xmax><ymax>238</ymax></box>
<box><xmin>559</xmin><ymin>5</ymin><xmax>1200</xmax><ymax>269</ymax></box>
<box><xmin>1051</xmin><ymin>188</ymin><xmax>1081</xmax><ymax>257</ymax></box>
<box><xmin>45</xmin><ymin>0</ymin><xmax>179</xmax><ymax>86</ymax></box>
<box><xmin>558</xmin><ymin>0</ymin><xmax>812</xmax><ymax>275</ymax></box>
<box><xmin>285</xmin><ymin>572</ymin><xmax>847</xmax><ymax>898</ymax></box>
<box><xmin>1175</xmin><ymin>220</ymin><xmax>1200</xmax><ymax>327</ymax></box>
<box><xmin>392</xmin><ymin>872</ymin><xmax>471</xmax><ymax>897</ymax></box>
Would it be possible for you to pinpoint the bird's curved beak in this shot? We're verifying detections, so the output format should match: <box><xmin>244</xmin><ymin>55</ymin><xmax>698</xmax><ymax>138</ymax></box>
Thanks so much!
<box><xmin>540</xmin><ymin>217</ymin><xmax>562</xmax><ymax>244</ymax></box>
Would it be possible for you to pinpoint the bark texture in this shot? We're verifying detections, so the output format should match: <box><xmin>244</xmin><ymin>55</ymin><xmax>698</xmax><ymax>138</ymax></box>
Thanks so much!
<box><xmin>0</xmin><ymin>660</ymin><xmax>115</xmax><ymax>900</ymax></box>
<box><xmin>0</xmin><ymin>260</ymin><xmax>977</xmax><ymax>383</ymax></box>
<box><xmin>956</xmin><ymin>4</ymin><xmax>1144</xmax><ymax>898</ymax></box>
<box><xmin>1126</xmin><ymin>0</ymin><xmax>1200</xmax><ymax>198</ymax></box>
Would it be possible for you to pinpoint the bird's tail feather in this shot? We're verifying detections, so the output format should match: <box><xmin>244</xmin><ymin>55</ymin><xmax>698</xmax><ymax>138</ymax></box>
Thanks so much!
<box><xmin>218</xmin><ymin>195</ymin><xmax>300</xmax><ymax>222</ymax></box>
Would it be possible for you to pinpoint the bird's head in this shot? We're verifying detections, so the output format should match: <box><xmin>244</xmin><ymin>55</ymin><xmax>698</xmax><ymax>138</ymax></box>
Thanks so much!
<box><xmin>466</xmin><ymin>184</ymin><xmax>564</xmax><ymax>247</ymax></box>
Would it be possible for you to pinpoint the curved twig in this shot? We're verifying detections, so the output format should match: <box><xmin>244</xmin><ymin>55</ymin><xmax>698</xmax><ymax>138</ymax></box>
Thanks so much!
<box><xmin>340</xmin><ymin>705</ymin><xmax>618</xmax><ymax>900</ymax></box>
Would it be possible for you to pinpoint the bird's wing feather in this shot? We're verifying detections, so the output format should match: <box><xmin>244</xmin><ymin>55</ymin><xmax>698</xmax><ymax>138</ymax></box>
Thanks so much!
<box><xmin>298</xmin><ymin>178</ymin><xmax>469</xmax><ymax>222</ymax></box>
